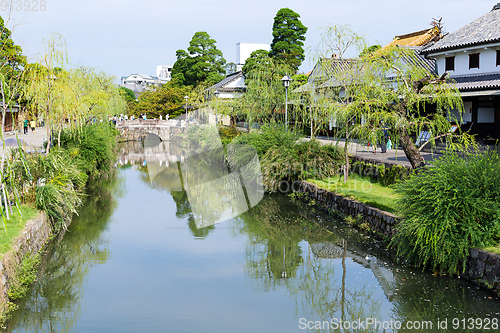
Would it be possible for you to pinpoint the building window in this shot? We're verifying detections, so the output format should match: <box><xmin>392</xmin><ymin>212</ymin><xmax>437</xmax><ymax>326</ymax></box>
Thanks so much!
<box><xmin>445</xmin><ymin>56</ymin><xmax>455</xmax><ymax>71</ymax></box>
<box><xmin>469</xmin><ymin>53</ymin><xmax>480</xmax><ymax>69</ymax></box>
<box><xmin>497</xmin><ymin>50</ymin><xmax>500</xmax><ymax>66</ymax></box>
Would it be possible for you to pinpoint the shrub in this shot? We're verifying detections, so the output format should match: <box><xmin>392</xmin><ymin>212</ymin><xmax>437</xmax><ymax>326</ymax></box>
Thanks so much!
<box><xmin>232</xmin><ymin>122</ymin><xmax>302</xmax><ymax>158</ymax></box>
<box><xmin>218</xmin><ymin>125</ymin><xmax>242</xmax><ymax>146</ymax></box>
<box><xmin>390</xmin><ymin>151</ymin><xmax>500</xmax><ymax>274</ymax></box>
<box><xmin>261</xmin><ymin>139</ymin><xmax>343</xmax><ymax>192</ymax></box>
<box><xmin>58</xmin><ymin>122</ymin><xmax>118</xmax><ymax>180</ymax></box>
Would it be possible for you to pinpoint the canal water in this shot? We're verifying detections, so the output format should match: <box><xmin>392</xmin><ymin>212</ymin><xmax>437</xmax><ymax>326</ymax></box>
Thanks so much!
<box><xmin>5</xmin><ymin>138</ymin><xmax>500</xmax><ymax>332</ymax></box>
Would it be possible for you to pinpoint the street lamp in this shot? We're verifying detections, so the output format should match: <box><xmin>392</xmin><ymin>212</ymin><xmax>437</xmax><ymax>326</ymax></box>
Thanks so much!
<box><xmin>184</xmin><ymin>95</ymin><xmax>189</xmax><ymax>125</ymax></box>
<box><xmin>214</xmin><ymin>90</ymin><xmax>220</xmax><ymax>125</ymax></box>
<box><xmin>281</xmin><ymin>74</ymin><xmax>291</xmax><ymax>131</ymax></box>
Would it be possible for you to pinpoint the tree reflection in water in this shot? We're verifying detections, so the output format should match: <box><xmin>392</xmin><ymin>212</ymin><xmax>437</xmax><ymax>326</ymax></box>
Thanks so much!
<box><xmin>5</xmin><ymin>177</ymin><xmax>122</xmax><ymax>332</ymax></box>
<box><xmin>235</xmin><ymin>195</ymin><xmax>382</xmax><ymax>331</ymax></box>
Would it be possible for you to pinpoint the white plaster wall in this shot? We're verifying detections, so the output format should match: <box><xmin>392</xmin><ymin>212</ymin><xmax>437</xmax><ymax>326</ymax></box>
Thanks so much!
<box><xmin>433</xmin><ymin>44</ymin><xmax>500</xmax><ymax>76</ymax></box>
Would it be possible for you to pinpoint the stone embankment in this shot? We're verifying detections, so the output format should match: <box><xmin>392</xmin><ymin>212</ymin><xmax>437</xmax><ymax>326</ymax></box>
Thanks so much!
<box><xmin>0</xmin><ymin>212</ymin><xmax>50</xmax><ymax>317</ymax></box>
<box><xmin>295</xmin><ymin>181</ymin><xmax>399</xmax><ymax>238</ymax></box>
<box><xmin>295</xmin><ymin>172</ymin><xmax>500</xmax><ymax>295</ymax></box>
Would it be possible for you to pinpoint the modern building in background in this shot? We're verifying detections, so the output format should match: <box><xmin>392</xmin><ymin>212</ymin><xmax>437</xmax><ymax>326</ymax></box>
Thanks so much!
<box><xmin>236</xmin><ymin>43</ymin><xmax>270</xmax><ymax>70</ymax></box>
<box><xmin>120</xmin><ymin>65</ymin><xmax>172</xmax><ymax>96</ymax></box>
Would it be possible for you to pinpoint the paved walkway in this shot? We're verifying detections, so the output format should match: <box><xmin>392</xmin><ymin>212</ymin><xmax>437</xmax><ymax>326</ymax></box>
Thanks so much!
<box><xmin>310</xmin><ymin>136</ymin><xmax>439</xmax><ymax>167</ymax></box>
<box><xmin>1</xmin><ymin>127</ymin><xmax>48</xmax><ymax>155</ymax></box>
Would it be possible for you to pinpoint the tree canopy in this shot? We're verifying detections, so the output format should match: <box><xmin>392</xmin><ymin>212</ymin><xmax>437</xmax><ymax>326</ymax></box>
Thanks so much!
<box><xmin>0</xmin><ymin>16</ymin><xmax>26</xmax><ymax>79</ymax></box>
<box><xmin>234</xmin><ymin>50</ymin><xmax>295</xmax><ymax>126</ymax></box>
<box><xmin>172</xmin><ymin>31</ymin><xmax>226</xmax><ymax>87</ymax></box>
<box><xmin>269</xmin><ymin>8</ymin><xmax>307</xmax><ymax>71</ymax></box>
<box><xmin>131</xmin><ymin>82</ymin><xmax>192</xmax><ymax>119</ymax></box>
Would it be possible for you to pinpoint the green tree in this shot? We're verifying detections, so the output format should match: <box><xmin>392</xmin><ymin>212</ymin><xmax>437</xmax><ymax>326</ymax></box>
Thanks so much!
<box><xmin>307</xmin><ymin>25</ymin><xmax>475</xmax><ymax>172</ymax></box>
<box><xmin>133</xmin><ymin>82</ymin><xmax>191</xmax><ymax>119</ymax></box>
<box><xmin>235</xmin><ymin>50</ymin><xmax>295</xmax><ymax>129</ymax></box>
<box><xmin>359</xmin><ymin>44</ymin><xmax>381</xmax><ymax>58</ymax></box>
<box><xmin>269</xmin><ymin>8</ymin><xmax>308</xmax><ymax>71</ymax></box>
<box><xmin>0</xmin><ymin>16</ymin><xmax>26</xmax><ymax>79</ymax></box>
<box><xmin>172</xmin><ymin>31</ymin><xmax>226</xmax><ymax>87</ymax></box>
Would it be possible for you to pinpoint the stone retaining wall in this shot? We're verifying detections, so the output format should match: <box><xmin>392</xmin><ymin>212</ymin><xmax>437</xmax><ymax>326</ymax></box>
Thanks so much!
<box><xmin>295</xmin><ymin>181</ymin><xmax>399</xmax><ymax>238</ymax></box>
<box><xmin>296</xmin><ymin>180</ymin><xmax>500</xmax><ymax>295</ymax></box>
<box><xmin>0</xmin><ymin>212</ymin><xmax>50</xmax><ymax>316</ymax></box>
<box><xmin>462</xmin><ymin>248</ymin><xmax>500</xmax><ymax>295</ymax></box>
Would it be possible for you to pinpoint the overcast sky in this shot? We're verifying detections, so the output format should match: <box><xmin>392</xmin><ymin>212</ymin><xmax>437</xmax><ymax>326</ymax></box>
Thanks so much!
<box><xmin>2</xmin><ymin>0</ymin><xmax>496</xmax><ymax>81</ymax></box>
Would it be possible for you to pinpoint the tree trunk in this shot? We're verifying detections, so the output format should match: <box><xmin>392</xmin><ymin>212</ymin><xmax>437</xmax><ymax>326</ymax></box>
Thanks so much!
<box><xmin>399</xmin><ymin>129</ymin><xmax>425</xmax><ymax>169</ymax></box>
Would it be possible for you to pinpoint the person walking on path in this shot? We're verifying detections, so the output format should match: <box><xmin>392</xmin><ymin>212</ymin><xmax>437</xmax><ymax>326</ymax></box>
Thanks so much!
<box><xmin>30</xmin><ymin>119</ymin><xmax>36</xmax><ymax>135</ymax></box>
<box><xmin>23</xmin><ymin>118</ymin><xmax>28</xmax><ymax>135</ymax></box>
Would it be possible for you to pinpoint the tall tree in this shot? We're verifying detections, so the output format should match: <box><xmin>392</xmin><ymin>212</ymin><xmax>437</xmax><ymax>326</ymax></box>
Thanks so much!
<box><xmin>172</xmin><ymin>31</ymin><xmax>226</xmax><ymax>87</ymax></box>
<box><xmin>234</xmin><ymin>50</ymin><xmax>295</xmax><ymax>129</ymax></box>
<box><xmin>269</xmin><ymin>8</ymin><xmax>307</xmax><ymax>71</ymax></box>
<box><xmin>0</xmin><ymin>16</ymin><xmax>26</xmax><ymax>79</ymax></box>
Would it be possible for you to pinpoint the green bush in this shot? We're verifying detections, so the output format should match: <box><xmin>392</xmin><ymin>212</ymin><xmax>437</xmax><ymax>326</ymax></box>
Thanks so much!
<box><xmin>350</xmin><ymin>161</ymin><xmax>409</xmax><ymax>186</ymax></box>
<box><xmin>232</xmin><ymin>122</ymin><xmax>302</xmax><ymax>158</ymax></box>
<box><xmin>58</xmin><ymin>122</ymin><xmax>118</xmax><ymax>180</ymax></box>
<box><xmin>391</xmin><ymin>151</ymin><xmax>500</xmax><ymax>274</ymax></box>
<box><xmin>34</xmin><ymin>150</ymin><xmax>87</xmax><ymax>231</ymax></box>
<box><xmin>261</xmin><ymin>139</ymin><xmax>343</xmax><ymax>192</ymax></box>
<box><xmin>218</xmin><ymin>125</ymin><xmax>242</xmax><ymax>146</ymax></box>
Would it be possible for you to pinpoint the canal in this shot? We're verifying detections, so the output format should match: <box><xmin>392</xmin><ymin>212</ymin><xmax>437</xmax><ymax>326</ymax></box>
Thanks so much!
<box><xmin>5</xmin><ymin>139</ymin><xmax>500</xmax><ymax>332</ymax></box>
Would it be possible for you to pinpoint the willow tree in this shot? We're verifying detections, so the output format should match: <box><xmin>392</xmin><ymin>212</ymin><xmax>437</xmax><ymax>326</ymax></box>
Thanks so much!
<box><xmin>23</xmin><ymin>33</ymin><xmax>68</xmax><ymax>154</ymax></box>
<box><xmin>351</xmin><ymin>45</ymin><xmax>475</xmax><ymax>169</ymax></box>
<box><xmin>312</xmin><ymin>25</ymin><xmax>475</xmax><ymax>173</ymax></box>
<box><xmin>229</xmin><ymin>50</ymin><xmax>295</xmax><ymax>131</ymax></box>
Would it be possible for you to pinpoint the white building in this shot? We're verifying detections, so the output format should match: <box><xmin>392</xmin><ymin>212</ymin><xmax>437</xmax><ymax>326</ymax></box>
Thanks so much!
<box><xmin>423</xmin><ymin>3</ymin><xmax>500</xmax><ymax>139</ymax></box>
<box><xmin>120</xmin><ymin>70</ymin><xmax>171</xmax><ymax>95</ymax></box>
<box><xmin>236</xmin><ymin>43</ymin><xmax>270</xmax><ymax>69</ymax></box>
<box><xmin>156</xmin><ymin>65</ymin><xmax>173</xmax><ymax>81</ymax></box>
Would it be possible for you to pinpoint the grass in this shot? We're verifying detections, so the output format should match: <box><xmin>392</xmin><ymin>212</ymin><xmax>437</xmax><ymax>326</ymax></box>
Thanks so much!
<box><xmin>307</xmin><ymin>173</ymin><xmax>400</xmax><ymax>214</ymax></box>
<box><xmin>0</xmin><ymin>205</ymin><xmax>39</xmax><ymax>257</ymax></box>
<box><xmin>481</xmin><ymin>246</ymin><xmax>500</xmax><ymax>255</ymax></box>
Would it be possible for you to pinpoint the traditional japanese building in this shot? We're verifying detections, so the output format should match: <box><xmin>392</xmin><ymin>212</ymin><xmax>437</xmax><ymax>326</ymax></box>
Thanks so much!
<box><xmin>423</xmin><ymin>4</ymin><xmax>500</xmax><ymax>140</ymax></box>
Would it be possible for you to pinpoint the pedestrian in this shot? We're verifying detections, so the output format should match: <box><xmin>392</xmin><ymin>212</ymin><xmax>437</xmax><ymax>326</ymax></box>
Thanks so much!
<box><xmin>30</xmin><ymin>119</ymin><xmax>36</xmax><ymax>135</ymax></box>
<box><xmin>23</xmin><ymin>118</ymin><xmax>28</xmax><ymax>135</ymax></box>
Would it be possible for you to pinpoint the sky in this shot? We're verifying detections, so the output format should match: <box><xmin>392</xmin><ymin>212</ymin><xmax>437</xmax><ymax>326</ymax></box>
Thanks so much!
<box><xmin>2</xmin><ymin>0</ymin><xmax>497</xmax><ymax>82</ymax></box>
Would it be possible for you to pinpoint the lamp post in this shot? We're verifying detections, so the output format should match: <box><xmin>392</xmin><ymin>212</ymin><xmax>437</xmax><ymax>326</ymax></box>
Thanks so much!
<box><xmin>184</xmin><ymin>95</ymin><xmax>189</xmax><ymax>125</ymax></box>
<box><xmin>214</xmin><ymin>90</ymin><xmax>220</xmax><ymax>125</ymax></box>
<box><xmin>281</xmin><ymin>74</ymin><xmax>291</xmax><ymax>131</ymax></box>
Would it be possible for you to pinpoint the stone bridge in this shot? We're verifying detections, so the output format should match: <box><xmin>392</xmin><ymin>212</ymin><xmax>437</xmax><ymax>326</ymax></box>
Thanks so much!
<box><xmin>116</xmin><ymin>119</ymin><xmax>187</xmax><ymax>141</ymax></box>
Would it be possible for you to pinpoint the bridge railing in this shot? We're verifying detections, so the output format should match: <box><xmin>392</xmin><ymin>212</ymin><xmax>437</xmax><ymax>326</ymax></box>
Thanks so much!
<box><xmin>117</xmin><ymin>119</ymin><xmax>181</xmax><ymax>127</ymax></box>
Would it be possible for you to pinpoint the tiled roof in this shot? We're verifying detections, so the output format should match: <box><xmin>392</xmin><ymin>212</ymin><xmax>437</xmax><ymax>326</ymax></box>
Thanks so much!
<box><xmin>424</xmin><ymin>5</ymin><xmax>500</xmax><ymax>54</ymax></box>
<box><xmin>307</xmin><ymin>58</ymin><xmax>357</xmax><ymax>84</ymax></box>
<box><xmin>206</xmin><ymin>71</ymin><xmax>246</xmax><ymax>92</ymax></box>
<box><xmin>383</xmin><ymin>26</ymin><xmax>441</xmax><ymax>49</ymax></box>
<box><xmin>450</xmin><ymin>73</ymin><xmax>500</xmax><ymax>91</ymax></box>
<box><xmin>400</xmin><ymin>46</ymin><xmax>436</xmax><ymax>74</ymax></box>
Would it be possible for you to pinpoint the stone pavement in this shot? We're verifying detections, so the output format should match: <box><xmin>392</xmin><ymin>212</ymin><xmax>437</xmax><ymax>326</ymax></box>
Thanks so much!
<box><xmin>1</xmin><ymin>127</ymin><xmax>48</xmax><ymax>155</ymax></box>
<box><xmin>310</xmin><ymin>136</ymin><xmax>439</xmax><ymax>167</ymax></box>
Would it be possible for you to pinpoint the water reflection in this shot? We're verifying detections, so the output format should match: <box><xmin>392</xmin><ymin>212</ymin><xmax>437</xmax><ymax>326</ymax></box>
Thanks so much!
<box><xmin>6</xmin><ymin>177</ymin><xmax>122</xmax><ymax>333</ymax></box>
<box><xmin>6</xmin><ymin>139</ymin><xmax>500</xmax><ymax>332</ymax></box>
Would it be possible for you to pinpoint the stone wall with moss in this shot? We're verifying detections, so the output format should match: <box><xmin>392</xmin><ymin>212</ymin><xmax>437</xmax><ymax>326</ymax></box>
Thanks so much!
<box><xmin>297</xmin><ymin>180</ymin><xmax>500</xmax><ymax>295</ymax></box>
<box><xmin>295</xmin><ymin>181</ymin><xmax>399</xmax><ymax>238</ymax></box>
<box><xmin>0</xmin><ymin>212</ymin><xmax>50</xmax><ymax>322</ymax></box>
